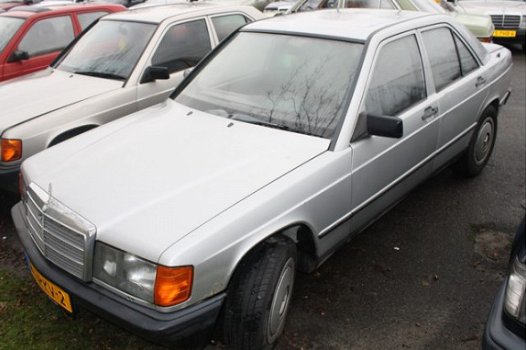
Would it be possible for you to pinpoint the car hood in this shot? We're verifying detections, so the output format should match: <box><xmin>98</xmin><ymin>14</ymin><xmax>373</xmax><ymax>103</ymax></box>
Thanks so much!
<box><xmin>458</xmin><ymin>1</ymin><xmax>526</xmax><ymax>14</ymax></box>
<box><xmin>0</xmin><ymin>69</ymin><xmax>122</xmax><ymax>135</ymax></box>
<box><xmin>452</xmin><ymin>12</ymin><xmax>494</xmax><ymax>37</ymax></box>
<box><xmin>25</xmin><ymin>100</ymin><xmax>330</xmax><ymax>262</ymax></box>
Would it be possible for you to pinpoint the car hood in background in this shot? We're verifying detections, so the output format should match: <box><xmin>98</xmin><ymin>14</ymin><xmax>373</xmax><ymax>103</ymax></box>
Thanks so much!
<box><xmin>0</xmin><ymin>69</ymin><xmax>122</xmax><ymax>134</ymax></box>
<box><xmin>25</xmin><ymin>100</ymin><xmax>330</xmax><ymax>262</ymax></box>
<box><xmin>457</xmin><ymin>0</ymin><xmax>526</xmax><ymax>15</ymax></box>
<box><xmin>452</xmin><ymin>12</ymin><xmax>494</xmax><ymax>38</ymax></box>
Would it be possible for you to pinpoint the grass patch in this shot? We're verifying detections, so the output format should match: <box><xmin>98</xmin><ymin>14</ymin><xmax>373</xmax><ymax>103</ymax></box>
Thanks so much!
<box><xmin>0</xmin><ymin>268</ymin><xmax>166</xmax><ymax>350</ymax></box>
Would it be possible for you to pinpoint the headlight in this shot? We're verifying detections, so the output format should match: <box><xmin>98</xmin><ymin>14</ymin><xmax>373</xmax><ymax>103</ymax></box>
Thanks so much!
<box><xmin>93</xmin><ymin>242</ymin><xmax>193</xmax><ymax>307</ymax></box>
<box><xmin>520</xmin><ymin>15</ymin><xmax>526</xmax><ymax>29</ymax></box>
<box><xmin>504</xmin><ymin>256</ymin><xmax>526</xmax><ymax>325</ymax></box>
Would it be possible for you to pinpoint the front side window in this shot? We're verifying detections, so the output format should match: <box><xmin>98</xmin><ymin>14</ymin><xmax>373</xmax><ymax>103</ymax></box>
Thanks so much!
<box><xmin>364</xmin><ymin>34</ymin><xmax>426</xmax><ymax>117</ymax></box>
<box><xmin>151</xmin><ymin>19</ymin><xmax>211</xmax><ymax>74</ymax></box>
<box><xmin>0</xmin><ymin>17</ymin><xmax>24</xmax><ymax>53</ymax></box>
<box><xmin>422</xmin><ymin>27</ymin><xmax>461</xmax><ymax>91</ymax></box>
<box><xmin>56</xmin><ymin>20</ymin><xmax>156</xmax><ymax>80</ymax></box>
<box><xmin>77</xmin><ymin>11</ymin><xmax>108</xmax><ymax>31</ymax></box>
<box><xmin>18</xmin><ymin>16</ymin><xmax>74</xmax><ymax>57</ymax></box>
<box><xmin>211</xmin><ymin>14</ymin><xmax>248</xmax><ymax>42</ymax></box>
<box><xmin>175</xmin><ymin>32</ymin><xmax>363</xmax><ymax>139</ymax></box>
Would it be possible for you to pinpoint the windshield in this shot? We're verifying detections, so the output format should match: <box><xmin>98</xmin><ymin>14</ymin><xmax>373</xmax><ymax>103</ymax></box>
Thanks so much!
<box><xmin>0</xmin><ymin>17</ymin><xmax>24</xmax><ymax>53</ymax></box>
<box><xmin>56</xmin><ymin>20</ymin><xmax>156</xmax><ymax>81</ymax></box>
<box><xmin>175</xmin><ymin>32</ymin><xmax>363</xmax><ymax>139</ymax></box>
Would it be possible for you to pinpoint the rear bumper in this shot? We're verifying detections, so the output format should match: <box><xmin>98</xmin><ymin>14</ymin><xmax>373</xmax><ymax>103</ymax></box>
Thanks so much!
<box><xmin>482</xmin><ymin>281</ymin><xmax>526</xmax><ymax>350</ymax></box>
<box><xmin>11</xmin><ymin>202</ymin><xmax>225</xmax><ymax>346</ymax></box>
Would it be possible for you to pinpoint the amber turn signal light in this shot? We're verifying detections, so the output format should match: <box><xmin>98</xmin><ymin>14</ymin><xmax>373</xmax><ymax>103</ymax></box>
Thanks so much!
<box><xmin>1</xmin><ymin>139</ymin><xmax>22</xmax><ymax>162</ymax></box>
<box><xmin>154</xmin><ymin>266</ymin><xmax>193</xmax><ymax>307</ymax></box>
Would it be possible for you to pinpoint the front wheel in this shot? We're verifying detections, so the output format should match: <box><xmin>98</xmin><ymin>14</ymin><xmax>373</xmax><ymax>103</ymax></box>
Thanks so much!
<box><xmin>454</xmin><ymin>105</ymin><xmax>497</xmax><ymax>177</ymax></box>
<box><xmin>222</xmin><ymin>236</ymin><xmax>296</xmax><ymax>350</ymax></box>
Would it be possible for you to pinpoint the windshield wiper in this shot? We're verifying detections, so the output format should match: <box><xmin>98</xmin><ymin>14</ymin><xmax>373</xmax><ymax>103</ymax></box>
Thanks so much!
<box><xmin>74</xmin><ymin>71</ymin><xmax>126</xmax><ymax>81</ymax></box>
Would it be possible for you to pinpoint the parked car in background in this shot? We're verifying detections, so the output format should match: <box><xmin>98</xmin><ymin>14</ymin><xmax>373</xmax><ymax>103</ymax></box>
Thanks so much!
<box><xmin>0</xmin><ymin>4</ymin><xmax>125</xmax><ymax>82</ymax></box>
<box><xmin>263</xmin><ymin>0</ymin><xmax>294</xmax><ymax>15</ymax></box>
<box><xmin>0</xmin><ymin>0</ymin><xmax>41</xmax><ymax>11</ymax></box>
<box><xmin>451</xmin><ymin>0</ymin><xmax>526</xmax><ymax>49</ymax></box>
<box><xmin>133</xmin><ymin>0</ymin><xmax>272</xmax><ymax>11</ymax></box>
<box><xmin>483</xmin><ymin>216</ymin><xmax>526</xmax><ymax>349</ymax></box>
<box><xmin>12</xmin><ymin>9</ymin><xmax>512</xmax><ymax>349</ymax></box>
<box><xmin>288</xmin><ymin>0</ymin><xmax>494</xmax><ymax>41</ymax></box>
<box><xmin>0</xmin><ymin>3</ymin><xmax>263</xmax><ymax>191</ymax></box>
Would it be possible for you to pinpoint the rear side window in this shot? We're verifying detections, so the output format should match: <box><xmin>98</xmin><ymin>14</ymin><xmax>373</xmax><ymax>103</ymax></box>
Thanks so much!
<box><xmin>211</xmin><ymin>14</ymin><xmax>248</xmax><ymax>42</ymax></box>
<box><xmin>151</xmin><ymin>19</ymin><xmax>211</xmax><ymax>74</ymax></box>
<box><xmin>78</xmin><ymin>12</ymin><xmax>109</xmax><ymax>31</ymax></box>
<box><xmin>422</xmin><ymin>27</ymin><xmax>461</xmax><ymax>91</ymax></box>
<box><xmin>364</xmin><ymin>34</ymin><xmax>426</xmax><ymax>117</ymax></box>
<box><xmin>18</xmin><ymin>16</ymin><xmax>74</xmax><ymax>57</ymax></box>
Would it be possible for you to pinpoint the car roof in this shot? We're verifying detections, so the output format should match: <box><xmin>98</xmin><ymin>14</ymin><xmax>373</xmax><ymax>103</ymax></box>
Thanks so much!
<box><xmin>243</xmin><ymin>9</ymin><xmax>435</xmax><ymax>41</ymax></box>
<box><xmin>105</xmin><ymin>3</ymin><xmax>257</xmax><ymax>23</ymax></box>
<box><xmin>4</xmin><ymin>3</ymin><xmax>124</xmax><ymax>18</ymax></box>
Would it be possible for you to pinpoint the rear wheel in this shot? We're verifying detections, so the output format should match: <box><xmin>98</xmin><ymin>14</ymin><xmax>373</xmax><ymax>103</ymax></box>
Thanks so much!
<box><xmin>454</xmin><ymin>105</ymin><xmax>497</xmax><ymax>177</ymax></box>
<box><xmin>223</xmin><ymin>236</ymin><xmax>296</xmax><ymax>350</ymax></box>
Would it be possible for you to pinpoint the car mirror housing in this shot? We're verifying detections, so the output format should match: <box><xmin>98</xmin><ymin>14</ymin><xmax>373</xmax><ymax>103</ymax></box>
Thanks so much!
<box><xmin>8</xmin><ymin>50</ymin><xmax>30</xmax><ymax>63</ymax></box>
<box><xmin>140</xmin><ymin>66</ymin><xmax>170</xmax><ymax>84</ymax></box>
<box><xmin>367</xmin><ymin>114</ymin><xmax>403</xmax><ymax>138</ymax></box>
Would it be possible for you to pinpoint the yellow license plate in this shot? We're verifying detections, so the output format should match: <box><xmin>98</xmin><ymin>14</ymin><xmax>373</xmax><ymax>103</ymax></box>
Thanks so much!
<box><xmin>493</xmin><ymin>30</ymin><xmax>517</xmax><ymax>38</ymax></box>
<box><xmin>30</xmin><ymin>263</ymin><xmax>73</xmax><ymax>313</ymax></box>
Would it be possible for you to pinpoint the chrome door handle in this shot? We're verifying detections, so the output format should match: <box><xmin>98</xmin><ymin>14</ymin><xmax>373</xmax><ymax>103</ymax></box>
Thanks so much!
<box><xmin>422</xmin><ymin>106</ymin><xmax>438</xmax><ymax>121</ymax></box>
<box><xmin>475</xmin><ymin>76</ymin><xmax>486</xmax><ymax>88</ymax></box>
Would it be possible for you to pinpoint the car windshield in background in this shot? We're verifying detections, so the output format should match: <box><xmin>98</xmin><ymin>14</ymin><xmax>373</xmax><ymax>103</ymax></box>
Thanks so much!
<box><xmin>0</xmin><ymin>17</ymin><xmax>24</xmax><ymax>53</ymax></box>
<box><xmin>176</xmin><ymin>32</ymin><xmax>363</xmax><ymax>139</ymax></box>
<box><xmin>56</xmin><ymin>20</ymin><xmax>156</xmax><ymax>81</ymax></box>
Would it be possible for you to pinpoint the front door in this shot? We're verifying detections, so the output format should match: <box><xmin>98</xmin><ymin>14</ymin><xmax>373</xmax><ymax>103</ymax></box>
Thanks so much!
<box><xmin>349</xmin><ymin>32</ymin><xmax>440</xmax><ymax>232</ymax></box>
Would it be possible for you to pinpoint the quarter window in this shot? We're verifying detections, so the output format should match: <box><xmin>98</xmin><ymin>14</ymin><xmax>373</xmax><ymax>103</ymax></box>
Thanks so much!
<box><xmin>364</xmin><ymin>34</ymin><xmax>426</xmax><ymax>117</ymax></box>
<box><xmin>454</xmin><ymin>34</ymin><xmax>478</xmax><ymax>76</ymax></box>
<box><xmin>18</xmin><ymin>16</ymin><xmax>74</xmax><ymax>57</ymax></box>
<box><xmin>211</xmin><ymin>14</ymin><xmax>248</xmax><ymax>42</ymax></box>
<box><xmin>422</xmin><ymin>27</ymin><xmax>461</xmax><ymax>91</ymax></box>
<box><xmin>78</xmin><ymin>12</ymin><xmax>109</xmax><ymax>31</ymax></box>
<box><xmin>151</xmin><ymin>19</ymin><xmax>211</xmax><ymax>74</ymax></box>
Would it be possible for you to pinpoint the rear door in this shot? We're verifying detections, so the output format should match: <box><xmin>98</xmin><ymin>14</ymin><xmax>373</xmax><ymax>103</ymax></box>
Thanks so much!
<box><xmin>2</xmin><ymin>15</ymin><xmax>75</xmax><ymax>80</ymax></box>
<box><xmin>349</xmin><ymin>31</ymin><xmax>439</xmax><ymax>232</ymax></box>
<box><xmin>419</xmin><ymin>25</ymin><xmax>488</xmax><ymax>170</ymax></box>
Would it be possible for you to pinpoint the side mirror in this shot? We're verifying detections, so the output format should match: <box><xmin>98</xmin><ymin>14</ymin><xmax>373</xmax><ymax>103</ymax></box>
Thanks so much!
<box><xmin>140</xmin><ymin>66</ymin><xmax>170</xmax><ymax>84</ymax></box>
<box><xmin>8</xmin><ymin>50</ymin><xmax>29</xmax><ymax>63</ymax></box>
<box><xmin>367</xmin><ymin>114</ymin><xmax>403</xmax><ymax>138</ymax></box>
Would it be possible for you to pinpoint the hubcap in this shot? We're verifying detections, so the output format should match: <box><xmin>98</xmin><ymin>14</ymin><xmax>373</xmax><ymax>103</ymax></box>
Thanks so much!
<box><xmin>474</xmin><ymin>118</ymin><xmax>494</xmax><ymax>165</ymax></box>
<box><xmin>267</xmin><ymin>257</ymin><xmax>295</xmax><ymax>343</ymax></box>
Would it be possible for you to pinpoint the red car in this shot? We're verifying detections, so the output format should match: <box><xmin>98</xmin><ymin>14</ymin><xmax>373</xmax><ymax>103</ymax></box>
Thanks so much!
<box><xmin>0</xmin><ymin>3</ymin><xmax>125</xmax><ymax>82</ymax></box>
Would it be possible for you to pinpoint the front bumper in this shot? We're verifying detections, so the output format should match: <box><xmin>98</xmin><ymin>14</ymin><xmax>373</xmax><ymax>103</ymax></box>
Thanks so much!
<box><xmin>492</xmin><ymin>28</ymin><xmax>526</xmax><ymax>47</ymax></box>
<box><xmin>482</xmin><ymin>280</ymin><xmax>526</xmax><ymax>350</ymax></box>
<box><xmin>0</xmin><ymin>166</ymin><xmax>19</xmax><ymax>192</ymax></box>
<box><xmin>11</xmin><ymin>202</ymin><xmax>225</xmax><ymax>346</ymax></box>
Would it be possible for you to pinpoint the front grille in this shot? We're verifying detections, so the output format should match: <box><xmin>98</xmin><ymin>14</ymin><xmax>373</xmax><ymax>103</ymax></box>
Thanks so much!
<box><xmin>490</xmin><ymin>15</ymin><xmax>521</xmax><ymax>29</ymax></box>
<box><xmin>24</xmin><ymin>183</ymin><xmax>96</xmax><ymax>280</ymax></box>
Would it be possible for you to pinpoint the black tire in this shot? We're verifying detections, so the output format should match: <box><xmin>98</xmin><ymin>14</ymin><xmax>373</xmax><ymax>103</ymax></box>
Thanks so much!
<box><xmin>453</xmin><ymin>105</ymin><xmax>497</xmax><ymax>177</ymax></box>
<box><xmin>223</xmin><ymin>236</ymin><xmax>296</xmax><ymax>350</ymax></box>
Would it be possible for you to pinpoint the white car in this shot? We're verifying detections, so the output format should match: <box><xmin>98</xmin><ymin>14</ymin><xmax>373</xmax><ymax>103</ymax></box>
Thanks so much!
<box><xmin>452</xmin><ymin>0</ymin><xmax>526</xmax><ymax>49</ymax></box>
<box><xmin>13</xmin><ymin>8</ymin><xmax>512</xmax><ymax>349</ymax></box>
<box><xmin>0</xmin><ymin>3</ymin><xmax>263</xmax><ymax>191</ymax></box>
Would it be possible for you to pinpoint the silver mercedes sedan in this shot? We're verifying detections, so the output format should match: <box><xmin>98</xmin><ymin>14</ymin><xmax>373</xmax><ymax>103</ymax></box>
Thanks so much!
<box><xmin>13</xmin><ymin>9</ymin><xmax>512</xmax><ymax>349</ymax></box>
